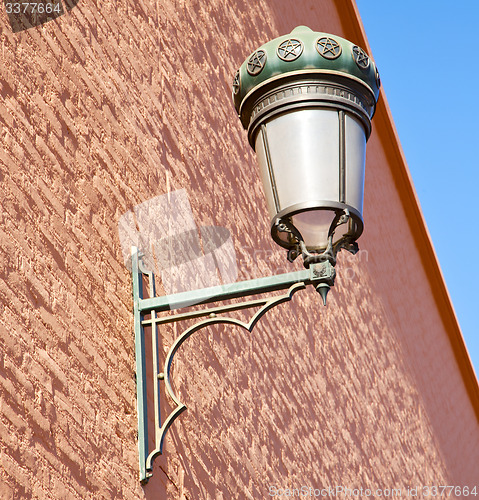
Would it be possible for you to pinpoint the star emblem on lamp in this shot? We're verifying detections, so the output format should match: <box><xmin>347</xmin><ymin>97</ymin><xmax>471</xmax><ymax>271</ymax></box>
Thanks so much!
<box><xmin>375</xmin><ymin>66</ymin><xmax>381</xmax><ymax>87</ymax></box>
<box><xmin>277</xmin><ymin>38</ymin><xmax>303</xmax><ymax>61</ymax></box>
<box><xmin>247</xmin><ymin>50</ymin><xmax>267</xmax><ymax>75</ymax></box>
<box><xmin>316</xmin><ymin>36</ymin><xmax>342</xmax><ymax>59</ymax></box>
<box><xmin>352</xmin><ymin>45</ymin><xmax>370</xmax><ymax>69</ymax></box>
<box><xmin>232</xmin><ymin>71</ymin><xmax>240</xmax><ymax>95</ymax></box>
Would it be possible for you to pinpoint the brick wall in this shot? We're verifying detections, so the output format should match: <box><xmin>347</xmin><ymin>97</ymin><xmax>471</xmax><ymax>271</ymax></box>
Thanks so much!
<box><xmin>0</xmin><ymin>0</ymin><xmax>477</xmax><ymax>498</ymax></box>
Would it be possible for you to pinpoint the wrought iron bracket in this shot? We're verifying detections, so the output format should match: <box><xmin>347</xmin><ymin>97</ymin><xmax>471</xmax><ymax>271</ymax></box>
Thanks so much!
<box><xmin>131</xmin><ymin>246</ymin><xmax>335</xmax><ymax>483</ymax></box>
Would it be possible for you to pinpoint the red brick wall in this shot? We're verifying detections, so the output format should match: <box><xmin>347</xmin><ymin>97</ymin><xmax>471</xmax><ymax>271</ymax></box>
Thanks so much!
<box><xmin>0</xmin><ymin>0</ymin><xmax>477</xmax><ymax>498</ymax></box>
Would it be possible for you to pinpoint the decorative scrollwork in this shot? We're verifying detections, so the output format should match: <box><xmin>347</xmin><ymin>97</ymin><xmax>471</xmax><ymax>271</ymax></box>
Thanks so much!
<box><xmin>131</xmin><ymin>246</ymin><xmax>335</xmax><ymax>482</ymax></box>
<box><xmin>144</xmin><ymin>282</ymin><xmax>306</xmax><ymax>472</ymax></box>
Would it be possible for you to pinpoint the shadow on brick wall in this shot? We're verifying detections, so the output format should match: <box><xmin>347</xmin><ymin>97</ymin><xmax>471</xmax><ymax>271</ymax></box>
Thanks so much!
<box><xmin>3</xmin><ymin>0</ymin><xmax>79</xmax><ymax>32</ymax></box>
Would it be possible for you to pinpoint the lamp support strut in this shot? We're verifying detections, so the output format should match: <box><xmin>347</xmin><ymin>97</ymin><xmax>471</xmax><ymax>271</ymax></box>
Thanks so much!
<box><xmin>131</xmin><ymin>246</ymin><xmax>335</xmax><ymax>483</ymax></box>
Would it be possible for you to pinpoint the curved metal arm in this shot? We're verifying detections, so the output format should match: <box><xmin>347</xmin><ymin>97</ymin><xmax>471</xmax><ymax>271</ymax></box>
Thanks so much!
<box><xmin>131</xmin><ymin>246</ymin><xmax>335</xmax><ymax>483</ymax></box>
<box><xmin>145</xmin><ymin>282</ymin><xmax>305</xmax><ymax>472</ymax></box>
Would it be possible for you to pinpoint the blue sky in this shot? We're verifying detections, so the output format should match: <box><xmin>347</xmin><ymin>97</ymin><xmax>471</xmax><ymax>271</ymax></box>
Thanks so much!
<box><xmin>356</xmin><ymin>2</ymin><xmax>479</xmax><ymax>375</ymax></box>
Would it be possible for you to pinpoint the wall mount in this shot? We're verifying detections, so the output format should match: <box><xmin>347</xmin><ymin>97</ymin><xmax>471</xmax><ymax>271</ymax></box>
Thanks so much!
<box><xmin>131</xmin><ymin>246</ymin><xmax>335</xmax><ymax>483</ymax></box>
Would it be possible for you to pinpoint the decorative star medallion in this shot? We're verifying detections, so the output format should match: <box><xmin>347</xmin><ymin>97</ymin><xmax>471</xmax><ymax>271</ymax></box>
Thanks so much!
<box><xmin>316</xmin><ymin>37</ymin><xmax>341</xmax><ymax>59</ymax></box>
<box><xmin>277</xmin><ymin>38</ymin><xmax>303</xmax><ymax>61</ymax></box>
<box><xmin>352</xmin><ymin>45</ymin><xmax>369</xmax><ymax>69</ymax></box>
<box><xmin>247</xmin><ymin>50</ymin><xmax>267</xmax><ymax>76</ymax></box>
<box><xmin>232</xmin><ymin>71</ymin><xmax>240</xmax><ymax>94</ymax></box>
<box><xmin>375</xmin><ymin>66</ymin><xmax>381</xmax><ymax>88</ymax></box>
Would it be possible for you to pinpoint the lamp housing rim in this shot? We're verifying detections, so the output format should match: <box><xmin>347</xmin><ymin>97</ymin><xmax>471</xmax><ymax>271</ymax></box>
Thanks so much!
<box><xmin>246</xmin><ymin>74</ymin><xmax>375</xmax><ymax>148</ymax></box>
<box><xmin>271</xmin><ymin>201</ymin><xmax>363</xmax><ymax>252</ymax></box>
<box><xmin>233</xmin><ymin>26</ymin><xmax>380</xmax><ymax>129</ymax></box>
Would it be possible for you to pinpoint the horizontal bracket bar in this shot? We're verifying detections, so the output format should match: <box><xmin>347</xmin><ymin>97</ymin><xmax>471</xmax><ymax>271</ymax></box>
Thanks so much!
<box><xmin>138</xmin><ymin>268</ymin><xmax>315</xmax><ymax>313</ymax></box>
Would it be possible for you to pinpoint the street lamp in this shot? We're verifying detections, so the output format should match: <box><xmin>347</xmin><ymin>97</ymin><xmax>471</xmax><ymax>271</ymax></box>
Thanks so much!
<box><xmin>132</xmin><ymin>26</ymin><xmax>380</xmax><ymax>482</ymax></box>
<box><xmin>233</xmin><ymin>26</ymin><xmax>380</xmax><ymax>271</ymax></box>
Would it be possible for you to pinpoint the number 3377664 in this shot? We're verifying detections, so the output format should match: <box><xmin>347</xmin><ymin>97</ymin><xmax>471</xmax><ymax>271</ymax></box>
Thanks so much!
<box><xmin>5</xmin><ymin>3</ymin><xmax>62</xmax><ymax>14</ymax></box>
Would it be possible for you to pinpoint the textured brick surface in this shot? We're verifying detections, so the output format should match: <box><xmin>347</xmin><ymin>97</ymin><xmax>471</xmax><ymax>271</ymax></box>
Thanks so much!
<box><xmin>0</xmin><ymin>0</ymin><xmax>478</xmax><ymax>498</ymax></box>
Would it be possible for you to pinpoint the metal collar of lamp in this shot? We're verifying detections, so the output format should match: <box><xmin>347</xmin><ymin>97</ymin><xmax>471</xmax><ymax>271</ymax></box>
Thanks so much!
<box><xmin>132</xmin><ymin>26</ymin><xmax>380</xmax><ymax>482</ymax></box>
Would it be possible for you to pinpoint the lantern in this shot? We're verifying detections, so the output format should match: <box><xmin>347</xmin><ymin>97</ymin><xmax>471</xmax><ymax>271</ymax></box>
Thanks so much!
<box><xmin>233</xmin><ymin>26</ymin><xmax>380</xmax><ymax>265</ymax></box>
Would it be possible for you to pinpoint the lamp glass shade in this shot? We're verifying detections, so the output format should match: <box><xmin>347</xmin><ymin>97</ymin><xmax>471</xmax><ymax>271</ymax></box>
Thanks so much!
<box><xmin>254</xmin><ymin>107</ymin><xmax>367</xmax><ymax>251</ymax></box>
<box><xmin>345</xmin><ymin>113</ymin><xmax>366</xmax><ymax>214</ymax></box>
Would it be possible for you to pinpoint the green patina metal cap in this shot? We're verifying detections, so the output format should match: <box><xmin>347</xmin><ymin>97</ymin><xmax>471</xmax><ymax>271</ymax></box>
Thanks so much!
<box><xmin>233</xmin><ymin>26</ymin><xmax>380</xmax><ymax>129</ymax></box>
